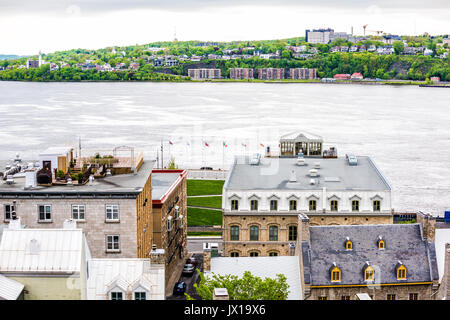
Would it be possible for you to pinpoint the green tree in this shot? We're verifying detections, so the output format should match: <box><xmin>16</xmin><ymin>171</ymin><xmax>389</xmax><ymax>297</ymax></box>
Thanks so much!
<box><xmin>393</xmin><ymin>41</ymin><xmax>404</xmax><ymax>55</ymax></box>
<box><xmin>186</xmin><ymin>270</ymin><xmax>290</xmax><ymax>300</ymax></box>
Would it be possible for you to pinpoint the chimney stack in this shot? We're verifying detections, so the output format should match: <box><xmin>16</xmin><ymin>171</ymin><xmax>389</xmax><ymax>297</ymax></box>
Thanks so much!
<box><xmin>150</xmin><ymin>247</ymin><xmax>165</xmax><ymax>265</ymax></box>
<box><xmin>203</xmin><ymin>243</ymin><xmax>212</xmax><ymax>272</ymax></box>
<box><xmin>298</xmin><ymin>213</ymin><xmax>310</xmax><ymax>242</ymax></box>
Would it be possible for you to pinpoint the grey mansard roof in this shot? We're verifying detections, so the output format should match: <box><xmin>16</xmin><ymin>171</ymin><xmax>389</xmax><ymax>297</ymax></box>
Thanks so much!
<box><xmin>224</xmin><ymin>156</ymin><xmax>391</xmax><ymax>191</ymax></box>
<box><xmin>302</xmin><ymin>224</ymin><xmax>439</xmax><ymax>286</ymax></box>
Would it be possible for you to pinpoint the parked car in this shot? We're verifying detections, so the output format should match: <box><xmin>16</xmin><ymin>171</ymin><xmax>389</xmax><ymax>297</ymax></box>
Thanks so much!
<box><xmin>187</xmin><ymin>257</ymin><xmax>197</xmax><ymax>267</ymax></box>
<box><xmin>173</xmin><ymin>281</ymin><xmax>186</xmax><ymax>295</ymax></box>
<box><xmin>182</xmin><ymin>263</ymin><xmax>195</xmax><ymax>276</ymax></box>
<box><xmin>200</xmin><ymin>167</ymin><xmax>213</xmax><ymax>170</ymax></box>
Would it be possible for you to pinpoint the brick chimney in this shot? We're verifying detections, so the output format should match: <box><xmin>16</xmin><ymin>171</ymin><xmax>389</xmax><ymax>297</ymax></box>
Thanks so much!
<box><xmin>417</xmin><ymin>211</ymin><xmax>436</xmax><ymax>241</ymax></box>
<box><xmin>297</xmin><ymin>213</ymin><xmax>310</xmax><ymax>242</ymax></box>
<box><xmin>203</xmin><ymin>243</ymin><xmax>212</xmax><ymax>272</ymax></box>
<box><xmin>150</xmin><ymin>245</ymin><xmax>165</xmax><ymax>265</ymax></box>
<box><xmin>213</xmin><ymin>288</ymin><xmax>229</xmax><ymax>300</ymax></box>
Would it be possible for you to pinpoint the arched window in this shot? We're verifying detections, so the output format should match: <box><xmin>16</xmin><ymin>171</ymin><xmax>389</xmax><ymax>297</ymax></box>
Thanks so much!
<box><xmin>269</xmin><ymin>251</ymin><xmax>278</xmax><ymax>256</ymax></box>
<box><xmin>364</xmin><ymin>266</ymin><xmax>375</xmax><ymax>281</ymax></box>
<box><xmin>249</xmin><ymin>225</ymin><xmax>259</xmax><ymax>241</ymax></box>
<box><xmin>288</xmin><ymin>225</ymin><xmax>297</xmax><ymax>241</ymax></box>
<box><xmin>309</xmin><ymin>200</ymin><xmax>317</xmax><ymax>211</ymax></box>
<box><xmin>230</xmin><ymin>252</ymin><xmax>239</xmax><ymax>257</ymax></box>
<box><xmin>230</xmin><ymin>226</ymin><xmax>239</xmax><ymax>241</ymax></box>
<box><xmin>231</xmin><ymin>200</ymin><xmax>239</xmax><ymax>211</ymax></box>
<box><xmin>249</xmin><ymin>251</ymin><xmax>259</xmax><ymax>257</ymax></box>
<box><xmin>289</xmin><ymin>200</ymin><xmax>297</xmax><ymax>211</ymax></box>
<box><xmin>351</xmin><ymin>200</ymin><xmax>359</xmax><ymax>212</ymax></box>
<box><xmin>330</xmin><ymin>200</ymin><xmax>338</xmax><ymax>211</ymax></box>
<box><xmin>331</xmin><ymin>266</ymin><xmax>341</xmax><ymax>282</ymax></box>
<box><xmin>270</xmin><ymin>200</ymin><xmax>278</xmax><ymax>211</ymax></box>
<box><xmin>397</xmin><ymin>264</ymin><xmax>407</xmax><ymax>280</ymax></box>
<box><xmin>250</xmin><ymin>200</ymin><xmax>258</xmax><ymax>211</ymax></box>
<box><xmin>269</xmin><ymin>226</ymin><xmax>278</xmax><ymax>241</ymax></box>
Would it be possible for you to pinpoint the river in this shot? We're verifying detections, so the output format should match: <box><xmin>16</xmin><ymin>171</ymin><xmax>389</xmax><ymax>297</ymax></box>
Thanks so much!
<box><xmin>0</xmin><ymin>81</ymin><xmax>449</xmax><ymax>215</ymax></box>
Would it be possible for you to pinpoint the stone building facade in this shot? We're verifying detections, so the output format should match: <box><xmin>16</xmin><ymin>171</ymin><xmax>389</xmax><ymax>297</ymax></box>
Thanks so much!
<box><xmin>222</xmin><ymin>155</ymin><xmax>393</xmax><ymax>257</ymax></box>
<box><xmin>0</xmin><ymin>160</ymin><xmax>155</xmax><ymax>259</ymax></box>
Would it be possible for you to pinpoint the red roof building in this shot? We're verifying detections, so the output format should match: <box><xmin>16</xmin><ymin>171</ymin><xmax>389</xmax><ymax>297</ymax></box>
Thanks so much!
<box><xmin>351</xmin><ymin>72</ymin><xmax>364</xmax><ymax>80</ymax></box>
<box><xmin>333</xmin><ymin>74</ymin><xmax>351</xmax><ymax>80</ymax></box>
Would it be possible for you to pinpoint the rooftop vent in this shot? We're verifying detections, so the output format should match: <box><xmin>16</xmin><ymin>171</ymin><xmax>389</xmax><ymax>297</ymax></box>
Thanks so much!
<box><xmin>296</xmin><ymin>157</ymin><xmax>306</xmax><ymax>166</ymax></box>
<box><xmin>314</xmin><ymin>162</ymin><xmax>321</xmax><ymax>169</ymax></box>
<box><xmin>347</xmin><ymin>154</ymin><xmax>358</xmax><ymax>166</ymax></box>
<box><xmin>106</xmin><ymin>169</ymin><xmax>112</xmax><ymax>176</ymax></box>
<box><xmin>67</xmin><ymin>177</ymin><xmax>73</xmax><ymax>185</ymax></box>
<box><xmin>5</xmin><ymin>175</ymin><xmax>14</xmax><ymax>185</ymax></box>
<box><xmin>25</xmin><ymin>169</ymin><xmax>37</xmax><ymax>189</ymax></box>
<box><xmin>63</xmin><ymin>219</ymin><xmax>77</xmax><ymax>229</ymax></box>
<box><xmin>249</xmin><ymin>153</ymin><xmax>261</xmax><ymax>165</ymax></box>
<box><xmin>309</xmin><ymin>169</ymin><xmax>318</xmax><ymax>177</ymax></box>
<box><xmin>88</xmin><ymin>174</ymin><xmax>94</xmax><ymax>186</ymax></box>
<box><xmin>29</xmin><ymin>239</ymin><xmax>40</xmax><ymax>255</ymax></box>
<box><xmin>289</xmin><ymin>170</ymin><xmax>297</xmax><ymax>182</ymax></box>
<box><xmin>310</xmin><ymin>178</ymin><xmax>316</xmax><ymax>185</ymax></box>
<box><xmin>8</xmin><ymin>217</ymin><xmax>22</xmax><ymax>230</ymax></box>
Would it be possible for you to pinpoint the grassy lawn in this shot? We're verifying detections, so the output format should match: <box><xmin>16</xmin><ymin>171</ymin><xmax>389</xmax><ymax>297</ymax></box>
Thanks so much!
<box><xmin>187</xmin><ymin>179</ymin><xmax>225</xmax><ymax>196</ymax></box>
<box><xmin>187</xmin><ymin>231</ymin><xmax>222</xmax><ymax>236</ymax></box>
<box><xmin>187</xmin><ymin>196</ymin><xmax>222</xmax><ymax>209</ymax></box>
<box><xmin>187</xmin><ymin>207</ymin><xmax>222</xmax><ymax>226</ymax></box>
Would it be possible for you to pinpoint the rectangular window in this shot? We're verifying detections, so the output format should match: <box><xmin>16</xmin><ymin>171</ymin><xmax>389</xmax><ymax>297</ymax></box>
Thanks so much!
<box><xmin>249</xmin><ymin>226</ymin><xmax>259</xmax><ymax>241</ymax></box>
<box><xmin>4</xmin><ymin>204</ymin><xmax>15</xmax><ymax>220</ymax></box>
<box><xmin>105</xmin><ymin>204</ymin><xmax>119</xmax><ymax>221</ymax></box>
<box><xmin>318</xmin><ymin>296</ymin><xmax>327</xmax><ymax>300</ymax></box>
<box><xmin>250</xmin><ymin>200</ymin><xmax>258</xmax><ymax>211</ymax></box>
<box><xmin>409</xmin><ymin>293</ymin><xmax>418</xmax><ymax>300</ymax></box>
<box><xmin>106</xmin><ymin>235</ymin><xmax>120</xmax><ymax>252</ymax></box>
<box><xmin>231</xmin><ymin>200</ymin><xmax>239</xmax><ymax>211</ymax></box>
<box><xmin>111</xmin><ymin>292</ymin><xmax>123</xmax><ymax>300</ymax></box>
<box><xmin>387</xmin><ymin>294</ymin><xmax>396</xmax><ymax>301</ymax></box>
<box><xmin>309</xmin><ymin>200</ymin><xmax>317</xmax><ymax>211</ymax></box>
<box><xmin>269</xmin><ymin>252</ymin><xmax>278</xmax><ymax>256</ymax></box>
<box><xmin>134</xmin><ymin>292</ymin><xmax>146</xmax><ymax>300</ymax></box>
<box><xmin>289</xmin><ymin>200</ymin><xmax>297</xmax><ymax>211</ymax></box>
<box><xmin>269</xmin><ymin>226</ymin><xmax>278</xmax><ymax>241</ymax></box>
<box><xmin>288</xmin><ymin>225</ymin><xmax>298</xmax><ymax>241</ymax></box>
<box><xmin>270</xmin><ymin>200</ymin><xmax>278</xmax><ymax>211</ymax></box>
<box><xmin>230</xmin><ymin>226</ymin><xmax>239</xmax><ymax>241</ymax></box>
<box><xmin>38</xmin><ymin>205</ymin><xmax>52</xmax><ymax>222</ymax></box>
<box><xmin>72</xmin><ymin>205</ymin><xmax>85</xmax><ymax>220</ymax></box>
<box><xmin>330</xmin><ymin>200</ymin><xmax>338</xmax><ymax>211</ymax></box>
<box><xmin>373</xmin><ymin>200</ymin><xmax>381</xmax><ymax>212</ymax></box>
<box><xmin>341</xmin><ymin>296</ymin><xmax>350</xmax><ymax>300</ymax></box>
<box><xmin>352</xmin><ymin>200</ymin><xmax>359</xmax><ymax>212</ymax></box>
<box><xmin>230</xmin><ymin>252</ymin><xmax>239</xmax><ymax>257</ymax></box>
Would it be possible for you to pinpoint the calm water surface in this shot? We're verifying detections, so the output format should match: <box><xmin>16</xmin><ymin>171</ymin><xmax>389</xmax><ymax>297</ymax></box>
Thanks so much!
<box><xmin>0</xmin><ymin>81</ymin><xmax>449</xmax><ymax>215</ymax></box>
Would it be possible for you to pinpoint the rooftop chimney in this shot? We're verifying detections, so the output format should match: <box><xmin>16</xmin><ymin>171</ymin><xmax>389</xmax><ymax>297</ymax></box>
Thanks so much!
<box><xmin>289</xmin><ymin>170</ymin><xmax>297</xmax><ymax>182</ymax></box>
<box><xmin>149</xmin><ymin>247</ymin><xmax>165</xmax><ymax>265</ymax></box>
<box><xmin>8</xmin><ymin>217</ymin><xmax>22</xmax><ymax>230</ymax></box>
<box><xmin>203</xmin><ymin>243</ymin><xmax>212</xmax><ymax>272</ymax></box>
<box><xmin>63</xmin><ymin>219</ymin><xmax>77</xmax><ymax>229</ymax></box>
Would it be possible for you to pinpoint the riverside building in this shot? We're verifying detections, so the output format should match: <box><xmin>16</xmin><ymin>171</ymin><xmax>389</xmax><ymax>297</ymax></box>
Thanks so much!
<box><xmin>222</xmin><ymin>133</ymin><xmax>393</xmax><ymax>257</ymax></box>
<box><xmin>188</xmin><ymin>68</ymin><xmax>221</xmax><ymax>80</ymax></box>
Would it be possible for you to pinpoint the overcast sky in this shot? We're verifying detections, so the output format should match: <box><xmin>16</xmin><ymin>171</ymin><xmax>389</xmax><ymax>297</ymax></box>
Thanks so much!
<box><xmin>0</xmin><ymin>0</ymin><xmax>448</xmax><ymax>55</ymax></box>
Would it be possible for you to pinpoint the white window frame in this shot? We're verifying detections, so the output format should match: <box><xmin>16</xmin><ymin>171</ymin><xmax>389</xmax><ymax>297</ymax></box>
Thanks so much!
<box><xmin>38</xmin><ymin>204</ymin><xmax>52</xmax><ymax>222</ymax></box>
<box><xmin>231</xmin><ymin>199</ymin><xmax>239</xmax><ymax>211</ymax></box>
<box><xmin>4</xmin><ymin>204</ymin><xmax>15</xmax><ymax>221</ymax></box>
<box><xmin>105</xmin><ymin>204</ymin><xmax>119</xmax><ymax>222</ymax></box>
<box><xmin>106</xmin><ymin>235</ymin><xmax>120</xmax><ymax>252</ymax></box>
<box><xmin>133</xmin><ymin>290</ymin><xmax>147</xmax><ymax>300</ymax></box>
<box><xmin>71</xmin><ymin>204</ymin><xmax>86</xmax><ymax>220</ymax></box>
<box><xmin>270</xmin><ymin>199</ymin><xmax>278</xmax><ymax>211</ymax></box>
<box><xmin>167</xmin><ymin>216</ymin><xmax>173</xmax><ymax>232</ymax></box>
<box><xmin>110</xmin><ymin>291</ymin><xmax>124</xmax><ymax>300</ymax></box>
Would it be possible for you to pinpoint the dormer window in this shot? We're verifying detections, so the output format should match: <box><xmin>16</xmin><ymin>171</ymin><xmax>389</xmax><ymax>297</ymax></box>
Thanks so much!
<box><xmin>396</xmin><ymin>262</ymin><xmax>407</xmax><ymax>280</ymax></box>
<box><xmin>231</xmin><ymin>200</ymin><xmax>239</xmax><ymax>211</ymax></box>
<box><xmin>110</xmin><ymin>291</ymin><xmax>123</xmax><ymax>300</ymax></box>
<box><xmin>330</xmin><ymin>263</ymin><xmax>341</xmax><ymax>282</ymax></box>
<box><xmin>270</xmin><ymin>200</ymin><xmax>278</xmax><ymax>211</ymax></box>
<box><xmin>363</xmin><ymin>263</ymin><xmax>375</xmax><ymax>281</ymax></box>
<box><xmin>351</xmin><ymin>200</ymin><xmax>359</xmax><ymax>212</ymax></box>
<box><xmin>377</xmin><ymin>236</ymin><xmax>385</xmax><ymax>250</ymax></box>
<box><xmin>345</xmin><ymin>238</ymin><xmax>353</xmax><ymax>250</ymax></box>
<box><xmin>330</xmin><ymin>200</ymin><xmax>338</xmax><ymax>211</ymax></box>
<box><xmin>133</xmin><ymin>291</ymin><xmax>147</xmax><ymax>300</ymax></box>
<box><xmin>250</xmin><ymin>200</ymin><xmax>258</xmax><ymax>211</ymax></box>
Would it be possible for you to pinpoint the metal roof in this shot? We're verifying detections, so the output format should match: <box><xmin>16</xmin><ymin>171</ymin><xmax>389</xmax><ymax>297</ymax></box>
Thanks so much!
<box><xmin>0</xmin><ymin>274</ymin><xmax>24</xmax><ymax>300</ymax></box>
<box><xmin>0</xmin><ymin>160</ymin><xmax>155</xmax><ymax>195</ymax></box>
<box><xmin>86</xmin><ymin>259</ymin><xmax>165</xmax><ymax>300</ymax></box>
<box><xmin>225</xmin><ymin>156</ymin><xmax>391</xmax><ymax>191</ymax></box>
<box><xmin>39</xmin><ymin>146</ymin><xmax>73</xmax><ymax>156</ymax></box>
<box><xmin>152</xmin><ymin>170</ymin><xmax>186</xmax><ymax>201</ymax></box>
<box><xmin>280</xmin><ymin>131</ymin><xmax>323</xmax><ymax>142</ymax></box>
<box><xmin>206</xmin><ymin>256</ymin><xmax>302</xmax><ymax>300</ymax></box>
<box><xmin>435</xmin><ymin>229</ymin><xmax>450</xmax><ymax>283</ymax></box>
<box><xmin>0</xmin><ymin>228</ymin><xmax>83</xmax><ymax>274</ymax></box>
<box><xmin>304</xmin><ymin>224</ymin><xmax>439</xmax><ymax>286</ymax></box>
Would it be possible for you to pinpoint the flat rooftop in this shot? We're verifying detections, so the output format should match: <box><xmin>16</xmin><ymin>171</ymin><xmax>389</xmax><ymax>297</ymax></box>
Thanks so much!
<box><xmin>152</xmin><ymin>170</ymin><xmax>187</xmax><ymax>202</ymax></box>
<box><xmin>0</xmin><ymin>160</ymin><xmax>155</xmax><ymax>195</ymax></box>
<box><xmin>225</xmin><ymin>155</ymin><xmax>390</xmax><ymax>191</ymax></box>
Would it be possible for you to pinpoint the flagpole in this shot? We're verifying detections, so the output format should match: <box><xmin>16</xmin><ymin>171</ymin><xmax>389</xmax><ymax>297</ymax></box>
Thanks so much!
<box><xmin>222</xmin><ymin>141</ymin><xmax>225</xmax><ymax>170</ymax></box>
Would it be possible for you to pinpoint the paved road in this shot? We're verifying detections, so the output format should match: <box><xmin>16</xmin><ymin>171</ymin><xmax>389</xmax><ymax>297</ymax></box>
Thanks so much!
<box><xmin>187</xmin><ymin>237</ymin><xmax>223</xmax><ymax>253</ymax></box>
<box><xmin>166</xmin><ymin>253</ymin><xmax>204</xmax><ymax>300</ymax></box>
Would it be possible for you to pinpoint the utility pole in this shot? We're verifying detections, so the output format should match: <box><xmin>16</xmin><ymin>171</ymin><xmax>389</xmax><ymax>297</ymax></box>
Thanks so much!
<box><xmin>160</xmin><ymin>140</ymin><xmax>164</xmax><ymax>169</ymax></box>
